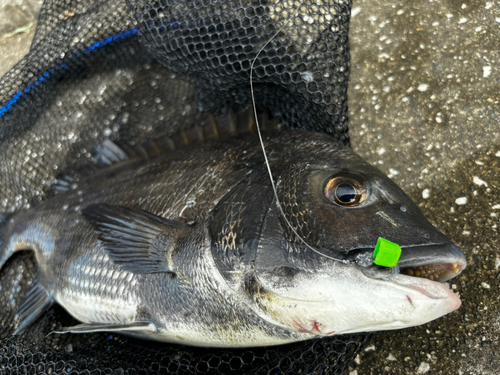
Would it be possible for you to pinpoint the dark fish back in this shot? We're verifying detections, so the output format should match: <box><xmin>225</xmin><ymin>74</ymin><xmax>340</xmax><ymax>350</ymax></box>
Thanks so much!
<box><xmin>51</xmin><ymin>108</ymin><xmax>282</xmax><ymax>197</ymax></box>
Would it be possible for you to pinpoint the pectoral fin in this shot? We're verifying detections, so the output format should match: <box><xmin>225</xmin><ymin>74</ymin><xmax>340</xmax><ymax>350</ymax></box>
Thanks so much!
<box><xmin>14</xmin><ymin>281</ymin><xmax>53</xmax><ymax>335</ymax></box>
<box><xmin>52</xmin><ymin>321</ymin><xmax>157</xmax><ymax>335</ymax></box>
<box><xmin>82</xmin><ymin>204</ymin><xmax>192</xmax><ymax>274</ymax></box>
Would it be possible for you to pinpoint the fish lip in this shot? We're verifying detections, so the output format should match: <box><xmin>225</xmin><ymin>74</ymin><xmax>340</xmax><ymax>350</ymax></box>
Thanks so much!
<box><xmin>397</xmin><ymin>242</ymin><xmax>466</xmax><ymax>270</ymax></box>
<box><xmin>397</xmin><ymin>242</ymin><xmax>467</xmax><ymax>282</ymax></box>
<box><xmin>388</xmin><ymin>274</ymin><xmax>461</xmax><ymax>302</ymax></box>
<box><xmin>355</xmin><ymin>242</ymin><xmax>467</xmax><ymax>283</ymax></box>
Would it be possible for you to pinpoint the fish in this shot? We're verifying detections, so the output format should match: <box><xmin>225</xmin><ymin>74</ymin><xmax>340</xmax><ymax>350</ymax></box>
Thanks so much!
<box><xmin>0</xmin><ymin>109</ymin><xmax>466</xmax><ymax>348</ymax></box>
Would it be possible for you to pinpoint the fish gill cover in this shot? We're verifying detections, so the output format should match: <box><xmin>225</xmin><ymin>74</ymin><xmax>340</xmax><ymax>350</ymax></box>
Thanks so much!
<box><xmin>0</xmin><ymin>0</ymin><xmax>373</xmax><ymax>374</ymax></box>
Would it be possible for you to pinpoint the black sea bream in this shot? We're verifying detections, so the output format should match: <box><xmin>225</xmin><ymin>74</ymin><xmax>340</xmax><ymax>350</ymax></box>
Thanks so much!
<box><xmin>0</xmin><ymin>112</ymin><xmax>466</xmax><ymax>348</ymax></box>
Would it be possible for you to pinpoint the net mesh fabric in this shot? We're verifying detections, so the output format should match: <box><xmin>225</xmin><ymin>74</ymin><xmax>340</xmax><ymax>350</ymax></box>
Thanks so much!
<box><xmin>0</xmin><ymin>0</ymin><xmax>371</xmax><ymax>373</ymax></box>
<box><xmin>130</xmin><ymin>0</ymin><xmax>351</xmax><ymax>137</ymax></box>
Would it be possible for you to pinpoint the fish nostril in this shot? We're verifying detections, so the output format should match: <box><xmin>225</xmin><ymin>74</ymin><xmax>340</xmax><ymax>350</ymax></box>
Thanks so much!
<box><xmin>417</xmin><ymin>229</ymin><xmax>431</xmax><ymax>240</ymax></box>
<box><xmin>373</xmin><ymin>183</ymin><xmax>398</xmax><ymax>205</ymax></box>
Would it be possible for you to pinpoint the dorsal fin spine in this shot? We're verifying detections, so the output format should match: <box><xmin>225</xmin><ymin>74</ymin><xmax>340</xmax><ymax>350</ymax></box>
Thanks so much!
<box><xmin>52</xmin><ymin>108</ymin><xmax>283</xmax><ymax>193</ymax></box>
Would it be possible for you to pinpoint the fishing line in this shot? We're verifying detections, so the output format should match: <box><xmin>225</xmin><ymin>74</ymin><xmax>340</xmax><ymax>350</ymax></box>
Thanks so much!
<box><xmin>249</xmin><ymin>5</ymin><xmax>347</xmax><ymax>264</ymax></box>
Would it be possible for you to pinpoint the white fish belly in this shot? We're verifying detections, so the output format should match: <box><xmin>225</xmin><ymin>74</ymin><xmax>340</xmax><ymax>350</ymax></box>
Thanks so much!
<box><xmin>57</xmin><ymin>250</ymin><xmax>140</xmax><ymax>324</ymax></box>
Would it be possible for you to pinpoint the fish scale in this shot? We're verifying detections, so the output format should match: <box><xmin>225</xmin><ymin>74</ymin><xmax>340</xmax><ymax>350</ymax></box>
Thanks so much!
<box><xmin>63</xmin><ymin>253</ymin><xmax>139</xmax><ymax>324</ymax></box>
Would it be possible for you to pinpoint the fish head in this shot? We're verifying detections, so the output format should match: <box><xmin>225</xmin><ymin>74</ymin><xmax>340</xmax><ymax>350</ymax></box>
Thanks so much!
<box><xmin>246</xmin><ymin>131</ymin><xmax>467</xmax><ymax>336</ymax></box>
<box><xmin>274</xmin><ymin>137</ymin><xmax>451</xmax><ymax>252</ymax></box>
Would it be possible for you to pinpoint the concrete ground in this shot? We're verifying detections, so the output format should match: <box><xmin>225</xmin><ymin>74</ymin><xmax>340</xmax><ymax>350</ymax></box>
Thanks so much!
<box><xmin>0</xmin><ymin>0</ymin><xmax>41</xmax><ymax>77</ymax></box>
<box><xmin>346</xmin><ymin>1</ymin><xmax>499</xmax><ymax>374</ymax></box>
<box><xmin>0</xmin><ymin>1</ymin><xmax>498</xmax><ymax>375</ymax></box>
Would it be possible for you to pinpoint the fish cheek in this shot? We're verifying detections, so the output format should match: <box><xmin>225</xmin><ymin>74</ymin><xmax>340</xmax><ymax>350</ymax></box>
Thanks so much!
<box><xmin>314</xmin><ymin>200</ymin><xmax>379</xmax><ymax>252</ymax></box>
<box><xmin>277</xmin><ymin>165</ymin><xmax>325</xmax><ymax>246</ymax></box>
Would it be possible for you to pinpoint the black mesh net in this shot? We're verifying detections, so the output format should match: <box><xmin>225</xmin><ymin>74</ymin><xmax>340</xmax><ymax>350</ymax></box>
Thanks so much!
<box><xmin>0</xmin><ymin>0</ymin><xmax>372</xmax><ymax>374</ymax></box>
<box><xmin>130</xmin><ymin>0</ymin><xmax>351</xmax><ymax>137</ymax></box>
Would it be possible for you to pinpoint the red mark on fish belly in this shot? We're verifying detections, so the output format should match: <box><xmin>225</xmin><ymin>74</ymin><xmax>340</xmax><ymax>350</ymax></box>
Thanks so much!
<box><xmin>312</xmin><ymin>320</ymin><xmax>322</xmax><ymax>333</ymax></box>
<box><xmin>292</xmin><ymin>318</ymin><xmax>324</xmax><ymax>334</ymax></box>
<box><xmin>406</xmin><ymin>295</ymin><xmax>414</xmax><ymax>307</ymax></box>
<box><xmin>291</xmin><ymin>318</ymin><xmax>308</xmax><ymax>333</ymax></box>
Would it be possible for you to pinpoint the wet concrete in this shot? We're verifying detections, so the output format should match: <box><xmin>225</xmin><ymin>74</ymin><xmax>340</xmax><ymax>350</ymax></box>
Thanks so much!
<box><xmin>0</xmin><ymin>0</ymin><xmax>42</xmax><ymax>77</ymax></box>
<box><xmin>346</xmin><ymin>0</ymin><xmax>499</xmax><ymax>374</ymax></box>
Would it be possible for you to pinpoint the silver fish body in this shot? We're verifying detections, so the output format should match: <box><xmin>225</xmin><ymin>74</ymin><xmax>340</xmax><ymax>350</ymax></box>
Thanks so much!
<box><xmin>0</xmin><ymin>127</ymin><xmax>466</xmax><ymax>347</ymax></box>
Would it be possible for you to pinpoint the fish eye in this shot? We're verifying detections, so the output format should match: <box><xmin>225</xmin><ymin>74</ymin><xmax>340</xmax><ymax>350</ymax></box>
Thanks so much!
<box><xmin>324</xmin><ymin>176</ymin><xmax>368</xmax><ymax>207</ymax></box>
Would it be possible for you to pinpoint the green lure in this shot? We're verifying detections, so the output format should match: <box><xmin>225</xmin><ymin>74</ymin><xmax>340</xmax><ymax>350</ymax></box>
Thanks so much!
<box><xmin>373</xmin><ymin>237</ymin><xmax>402</xmax><ymax>268</ymax></box>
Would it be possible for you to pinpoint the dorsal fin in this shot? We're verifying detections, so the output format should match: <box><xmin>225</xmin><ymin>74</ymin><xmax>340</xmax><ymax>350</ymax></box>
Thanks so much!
<box><xmin>92</xmin><ymin>139</ymin><xmax>129</xmax><ymax>166</ymax></box>
<box><xmin>152</xmin><ymin>107</ymin><xmax>282</xmax><ymax>150</ymax></box>
<box><xmin>51</xmin><ymin>108</ymin><xmax>283</xmax><ymax>194</ymax></box>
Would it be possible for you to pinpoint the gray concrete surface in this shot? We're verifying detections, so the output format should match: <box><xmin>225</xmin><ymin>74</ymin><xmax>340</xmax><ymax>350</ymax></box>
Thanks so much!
<box><xmin>346</xmin><ymin>0</ymin><xmax>499</xmax><ymax>374</ymax></box>
<box><xmin>0</xmin><ymin>0</ymin><xmax>41</xmax><ymax>77</ymax></box>
<box><xmin>0</xmin><ymin>1</ymin><xmax>498</xmax><ymax>374</ymax></box>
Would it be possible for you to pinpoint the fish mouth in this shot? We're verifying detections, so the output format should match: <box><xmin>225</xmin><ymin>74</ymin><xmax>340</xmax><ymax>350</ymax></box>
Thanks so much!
<box><xmin>396</xmin><ymin>243</ymin><xmax>466</xmax><ymax>282</ymax></box>
<box><xmin>354</xmin><ymin>242</ymin><xmax>467</xmax><ymax>283</ymax></box>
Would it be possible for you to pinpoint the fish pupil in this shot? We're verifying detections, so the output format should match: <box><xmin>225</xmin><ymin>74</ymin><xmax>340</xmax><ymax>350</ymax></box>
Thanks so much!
<box><xmin>336</xmin><ymin>183</ymin><xmax>356</xmax><ymax>203</ymax></box>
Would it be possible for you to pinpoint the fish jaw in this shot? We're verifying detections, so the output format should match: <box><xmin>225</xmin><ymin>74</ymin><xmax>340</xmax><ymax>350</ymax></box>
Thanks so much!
<box><xmin>250</xmin><ymin>265</ymin><xmax>462</xmax><ymax>336</ymax></box>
